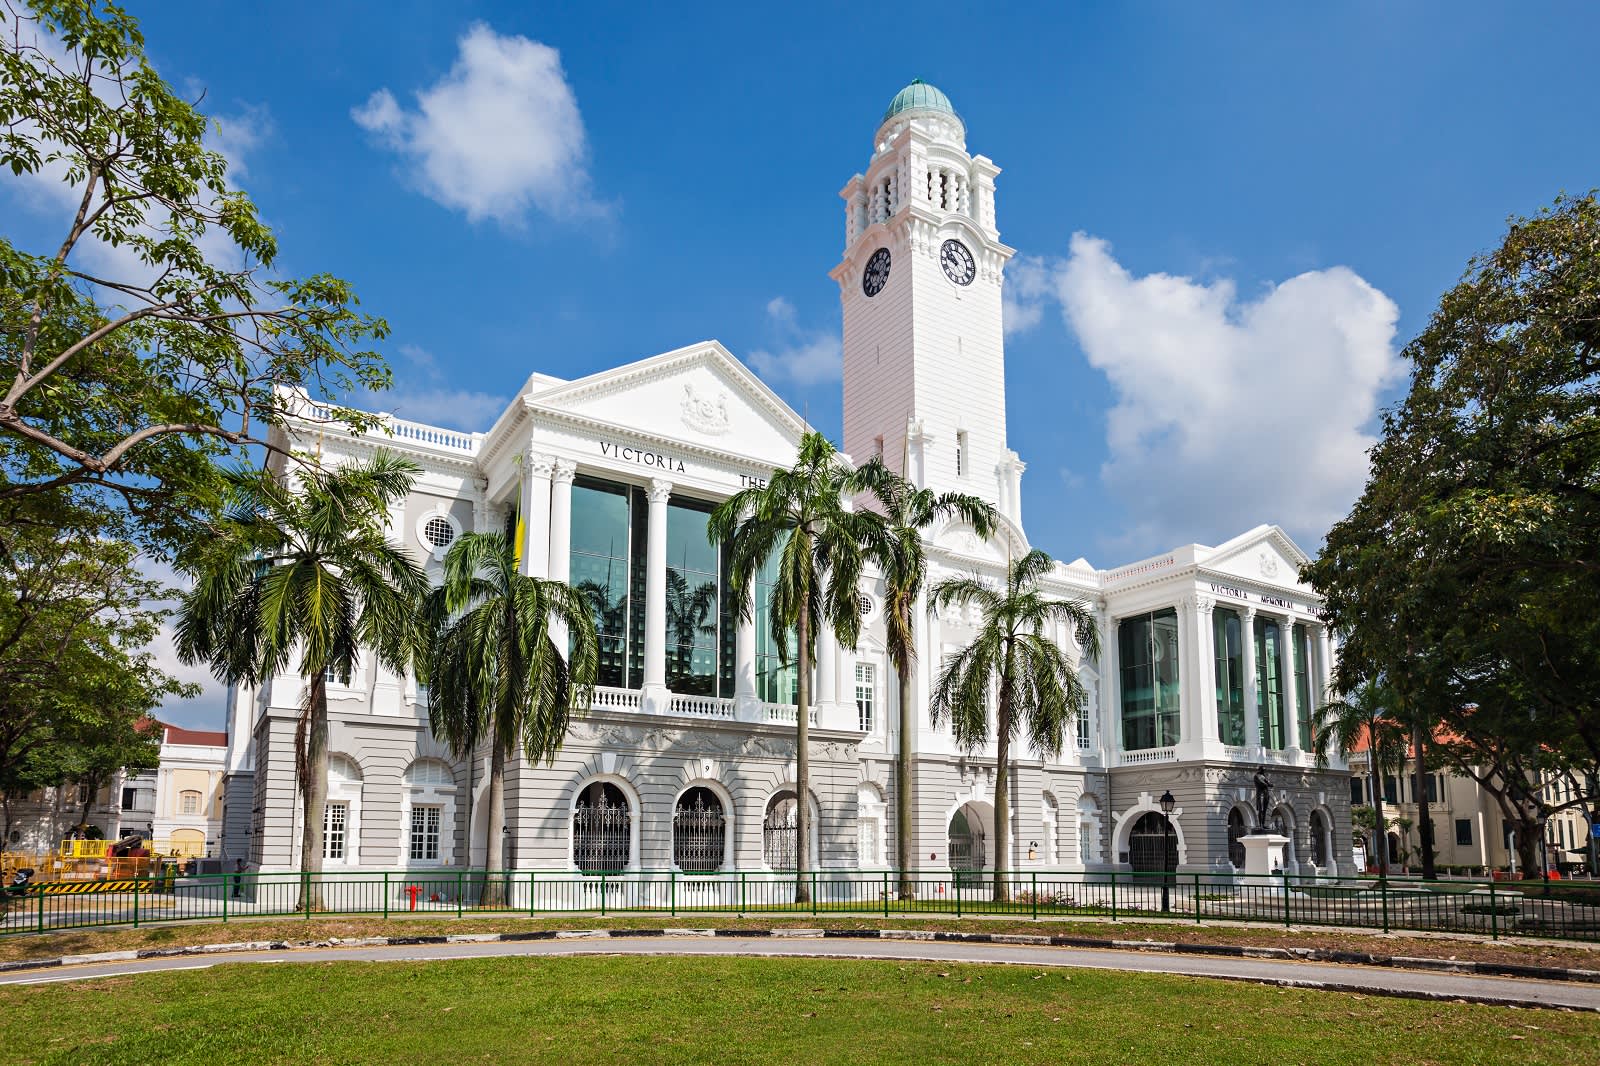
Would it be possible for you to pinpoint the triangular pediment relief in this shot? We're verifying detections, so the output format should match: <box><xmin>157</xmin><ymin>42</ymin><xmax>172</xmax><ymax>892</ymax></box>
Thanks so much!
<box><xmin>1203</xmin><ymin>525</ymin><xmax>1313</xmax><ymax>592</ymax></box>
<box><xmin>528</xmin><ymin>342</ymin><xmax>807</xmax><ymax>466</ymax></box>
<box><xmin>931</xmin><ymin>516</ymin><xmax>1028</xmax><ymax>569</ymax></box>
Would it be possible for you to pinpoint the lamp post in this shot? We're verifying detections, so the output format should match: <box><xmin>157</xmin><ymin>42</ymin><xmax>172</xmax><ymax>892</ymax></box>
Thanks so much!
<box><xmin>1159</xmin><ymin>790</ymin><xmax>1176</xmax><ymax>913</ymax></box>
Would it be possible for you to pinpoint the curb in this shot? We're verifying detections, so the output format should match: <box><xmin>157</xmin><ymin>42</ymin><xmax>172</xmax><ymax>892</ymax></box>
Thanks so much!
<box><xmin>4</xmin><ymin>928</ymin><xmax>1598</xmax><ymax>987</ymax></box>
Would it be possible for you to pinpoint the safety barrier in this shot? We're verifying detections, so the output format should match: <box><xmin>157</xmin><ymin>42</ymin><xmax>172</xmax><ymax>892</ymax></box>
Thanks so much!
<box><xmin>2</xmin><ymin>869</ymin><xmax>1597</xmax><ymax>943</ymax></box>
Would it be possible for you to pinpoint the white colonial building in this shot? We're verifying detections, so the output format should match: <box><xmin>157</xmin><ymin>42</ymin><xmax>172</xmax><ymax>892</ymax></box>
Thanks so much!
<box><xmin>222</xmin><ymin>80</ymin><xmax>1352</xmax><ymax>878</ymax></box>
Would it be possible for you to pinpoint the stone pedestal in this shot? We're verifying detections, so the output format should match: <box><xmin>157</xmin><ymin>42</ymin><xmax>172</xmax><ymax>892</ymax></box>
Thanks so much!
<box><xmin>1241</xmin><ymin>833</ymin><xmax>1290</xmax><ymax>877</ymax></box>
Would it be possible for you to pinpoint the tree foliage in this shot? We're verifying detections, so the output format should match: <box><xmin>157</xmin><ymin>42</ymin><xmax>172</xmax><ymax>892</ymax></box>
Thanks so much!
<box><xmin>853</xmin><ymin>456</ymin><xmax>996</xmax><ymax>895</ymax></box>
<box><xmin>423</xmin><ymin>530</ymin><xmax>597</xmax><ymax>898</ymax></box>
<box><xmin>710</xmin><ymin>431</ymin><xmax>890</xmax><ymax>900</ymax></box>
<box><xmin>930</xmin><ymin>549</ymin><xmax>1097</xmax><ymax>901</ymax></box>
<box><xmin>1306</xmin><ymin>193</ymin><xmax>1600</xmax><ymax>875</ymax></box>
<box><xmin>175</xmin><ymin>453</ymin><xmax>425</xmax><ymax>898</ymax></box>
<box><xmin>0</xmin><ymin>0</ymin><xmax>390</xmax><ymax>553</ymax></box>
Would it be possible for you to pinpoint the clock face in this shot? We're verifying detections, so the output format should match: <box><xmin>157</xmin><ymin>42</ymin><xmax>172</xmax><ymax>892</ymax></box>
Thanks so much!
<box><xmin>862</xmin><ymin>247</ymin><xmax>891</xmax><ymax>297</ymax></box>
<box><xmin>940</xmin><ymin>239</ymin><xmax>976</xmax><ymax>286</ymax></box>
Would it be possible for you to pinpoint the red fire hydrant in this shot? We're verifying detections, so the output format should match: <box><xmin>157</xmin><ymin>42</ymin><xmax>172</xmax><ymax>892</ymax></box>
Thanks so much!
<box><xmin>404</xmin><ymin>884</ymin><xmax>422</xmax><ymax>912</ymax></box>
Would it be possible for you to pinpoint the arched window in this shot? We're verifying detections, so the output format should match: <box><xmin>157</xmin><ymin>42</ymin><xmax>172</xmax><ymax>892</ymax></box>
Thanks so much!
<box><xmin>322</xmin><ymin>756</ymin><xmax>363</xmax><ymax>864</ymax></box>
<box><xmin>1309</xmin><ymin>810</ymin><xmax>1330</xmax><ymax>867</ymax></box>
<box><xmin>1228</xmin><ymin>807</ymin><xmax>1247</xmax><ymax>869</ymax></box>
<box><xmin>1042</xmin><ymin>793</ymin><xmax>1059</xmax><ymax>865</ymax></box>
<box><xmin>403</xmin><ymin>759</ymin><xmax>457</xmax><ymax>866</ymax></box>
<box><xmin>673</xmin><ymin>787</ymin><xmax>725</xmax><ymax>872</ymax></box>
<box><xmin>948</xmin><ymin>804</ymin><xmax>987</xmax><ymax>871</ymax></box>
<box><xmin>764</xmin><ymin>791</ymin><xmax>799</xmax><ymax>870</ymax></box>
<box><xmin>1077</xmin><ymin>795</ymin><xmax>1101</xmax><ymax>864</ymax></box>
<box><xmin>573</xmin><ymin>782</ymin><xmax>631</xmax><ymax>872</ymax></box>
<box><xmin>179</xmin><ymin>790</ymin><xmax>201</xmax><ymax>815</ymax></box>
<box><xmin>857</xmin><ymin>785</ymin><xmax>886</xmax><ymax>868</ymax></box>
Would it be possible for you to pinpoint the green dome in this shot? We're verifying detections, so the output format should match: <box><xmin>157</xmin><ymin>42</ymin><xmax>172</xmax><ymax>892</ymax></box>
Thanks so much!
<box><xmin>882</xmin><ymin>79</ymin><xmax>958</xmax><ymax>123</ymax></box>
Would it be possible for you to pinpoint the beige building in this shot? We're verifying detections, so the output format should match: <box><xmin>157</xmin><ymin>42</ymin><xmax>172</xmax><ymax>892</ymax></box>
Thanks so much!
<box><xmin>1347</xmin><ymin>747</ymin><xmax>1595</xmax><ymax>875</ymax></box>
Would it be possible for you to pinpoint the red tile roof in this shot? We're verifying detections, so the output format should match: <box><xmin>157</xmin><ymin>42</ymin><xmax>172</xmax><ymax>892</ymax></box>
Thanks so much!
<box><xmin>161</xmin><ymin>723</ymin><xmax>228</xmax><ymax>747</ymax></box>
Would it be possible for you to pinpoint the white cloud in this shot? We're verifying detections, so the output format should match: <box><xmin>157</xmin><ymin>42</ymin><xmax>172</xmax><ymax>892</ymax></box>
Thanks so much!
<box><xmin>346</xmin><ymin>343</ymin><xmax>510</xmax><ymax>432</ymax></box>
<box><xmin>137</xmin><ymin>557</ymin><xmax>230</xmax><ymax>730</ymax></box>
<box><xmin>1031</xmin><ymin>234</ymin><xmax>1403</xmax><ymax>551</ymax></box>
<box><xmin>353</xmin><ymin>23</ymin><xmax>601</xmax><ymax>226</ymax></box>
<box><xmin>747</xmin><ymin>297</ymin><xmax>842</xmax><ymax>387</ymax></box>
<box><xmin>1003</xmin><ymin>255</ymin><xmax>1051</xmax><ymax>336</ymax></box>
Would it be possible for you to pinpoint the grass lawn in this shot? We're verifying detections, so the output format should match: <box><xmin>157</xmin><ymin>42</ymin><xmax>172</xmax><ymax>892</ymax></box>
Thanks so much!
<box><xmin>1</xmin><ymin>956</ymin><xmax>1597</xmax><ymax>1065</ymax></box>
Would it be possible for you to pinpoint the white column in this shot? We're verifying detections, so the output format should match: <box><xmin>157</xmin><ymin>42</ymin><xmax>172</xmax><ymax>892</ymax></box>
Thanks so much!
<box><xmin>519</xmin><ymin>451</ymin><xmax>554</xmax><ymax>578</ymax></box>
<box><xmin>735</xmin><ymin>610</ymin><xmax>760</xmax><ymax>720</ymax></box>
<box><xmin>641</xmin><ymin>478</ymin><xmax>672</xmax><ymax>710</ymax></box>
<box><xmin>1240</xmin><ymin>606</ymin><xmax>1259</xmax><ymax>757</ymax></box>
<box><xmin>547</xmin><ymin>460</ymin><xmax>576</xmax><ymax>653</ymax></box>
<box><xmin>1175</xmin><ymin>597</ymin><xmax>1197</xmax><ymax>756</ymax></box>
<box><xmin>1281</xmin><ymin>614</ymin><xmax>1301</xmax><ymax>754</ymax></box>
<box><xmin>1194</xmin><ymin>596</ymin><xmax>1218</xmax><ymax>751</ymax></box>
<box><xmin>1099</xmin><ymin>606</ymin><xmax>1119</xmax><ymax>759</ymax></box>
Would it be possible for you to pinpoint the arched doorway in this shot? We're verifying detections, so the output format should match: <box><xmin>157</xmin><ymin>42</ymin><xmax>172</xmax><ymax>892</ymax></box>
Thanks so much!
<box><xmin>1386</xmin><ymin>831</ymin><xmax>1401</xmax><ymax>866</ymax></box>
<box><xmin>1309</xmin><ymin>810</ymin><xmax>1330</xmax><ymax>868</ymax></box>
<box><xmin>764</xmin><ymin>791</ymin><xmax>799</xmax><ymax>870</ymax></box>
<box><xmin>573</xmin><ymin>782</ymin><xmax>631</xmax><ymax>872</ymax></box>
<box><xmin>1128</xmin><ymin>812</ymin><xmax>1178</xmax><ymax>874</ymax></box>
<box><xmin>672</xmin><ymin>787</ymin><xmax>726</xmax><ymax>872</ymax></box>
<box><xmin>948</xmin><ymin>803</ymin><xmax>988</xmax><ymax>871</ymax></box>
<box><xmin>1227</xmin><ymin>808</ymin><xmax>1247</xmax><ymax>869</ymax></box>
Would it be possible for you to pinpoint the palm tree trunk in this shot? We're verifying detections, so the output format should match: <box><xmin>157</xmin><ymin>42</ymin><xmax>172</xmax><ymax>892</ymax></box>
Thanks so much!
<box><xmin>1371</xmin><ymin>734</ymin><xmax>1388</xmax><ymax>878</ymax></box>
<box><xmin>300</xmin><ymin>674</ymin><xmax>329</xmax><ymax>911</ymax></box>
<box><xmin>481</xmin><ymin>719</ymin><xmax>506</xmax><ymax>907</ymax></box>
<box><xmin>896</xmin><ymin>658</ymin><xmax>915</xmax><ymax>900</ymax></box>
<box><xmin>1413</xmin><ymin>719</ymin><xmax>1436</xmax><ymax>880</ymax></box>
<box><xmin>992</xmin><ymin>689</ymin><xmax>1012</xmax><ymax>904</ymax></box>
<box><xmin>795</xmin><ymin>594</ymin><xmax>812</xmax><ymax>905</ymax></box>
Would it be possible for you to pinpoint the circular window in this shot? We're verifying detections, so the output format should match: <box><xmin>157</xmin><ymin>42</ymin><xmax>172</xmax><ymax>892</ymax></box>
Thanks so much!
<box><xmin>858</xmin><ymin>593</ymin><xmax>873</xmax><ymax>618</ymax></box>
<box><xmin>423</xmin><ymin>516</ymin><xmax>455</xmax><ymax>550</ymax></box>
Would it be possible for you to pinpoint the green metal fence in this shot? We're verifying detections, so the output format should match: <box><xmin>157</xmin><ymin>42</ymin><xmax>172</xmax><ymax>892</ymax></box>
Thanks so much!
<box><xmin>3</xmin><ymin>869</ymin><xmax>1596</xmax><ymax>943</ymax></box>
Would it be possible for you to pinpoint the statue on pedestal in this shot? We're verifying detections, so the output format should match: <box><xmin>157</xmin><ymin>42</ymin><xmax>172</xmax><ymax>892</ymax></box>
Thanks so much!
<box><xmin>1252</xmin><ymin>766</ymin><xmax>1273</xmax><ymax>831</ymax></box>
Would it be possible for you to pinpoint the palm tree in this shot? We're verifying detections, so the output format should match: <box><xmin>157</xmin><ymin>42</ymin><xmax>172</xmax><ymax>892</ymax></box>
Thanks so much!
<box><xmin>929</xmin><ymin>549</ymin><xmax>1097</xmax><ymax>902</ymax></box>
<box><xmin>424</xmin><ymin>531</ymin><xmax>598</xmax><ymax>904</ymax></box>
<box><xmin>1310</xmin><ymin>678</ymin><xmax>1405</xmax><ymax>876</ymax></box>
<box><xmin>854</xmin><ymin>457</ymin><xmax>997</xmax><ymax>898</ymax></box>
<box><xmin>176</xmin><ymin>453</ymin><xmax>427</xmax><ymax>907</ymax></box>
<box><xmin>709</xmin><ymin>431</ymin><xmax>888</xmax><ymax>903</ymax></box>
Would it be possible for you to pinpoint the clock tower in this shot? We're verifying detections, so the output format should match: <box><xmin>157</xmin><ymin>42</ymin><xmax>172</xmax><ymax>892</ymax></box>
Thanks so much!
<box><xmin>831</xmin><ymin>80</ymin><xmax>1023</xmax><ymax>523</ymax></box>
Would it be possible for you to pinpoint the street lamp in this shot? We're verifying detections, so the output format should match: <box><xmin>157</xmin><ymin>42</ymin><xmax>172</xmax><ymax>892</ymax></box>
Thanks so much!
<box><xmin>1159</xmin><ymin>790</ymin><xmax>1176</xmax><ymax>913</ymax></box>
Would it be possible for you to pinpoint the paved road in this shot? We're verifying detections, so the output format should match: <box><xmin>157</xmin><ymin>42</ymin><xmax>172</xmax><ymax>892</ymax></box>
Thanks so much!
<box><xmin>3</xmin><ymin>935</ymin><xmax>1597</xmax><ymax>1010</ymax></box>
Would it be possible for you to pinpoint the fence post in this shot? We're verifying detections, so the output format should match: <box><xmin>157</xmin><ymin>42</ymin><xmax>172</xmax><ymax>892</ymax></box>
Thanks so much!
<box><xmin>600</xmin><ymin>873</ymin><xmax>608</xmax><ymax>917</ymax></box>
<box><xmin>222</xmin><ymin>876</ymin><xmax>229</xmax><ymax>924</ymax></box>
<box><xmin>955</xmin><ymin>875</ymin><xmax>962</xmax><ymax>919</ymax></box>
<box><xmin>1488</xmin><ymin>878</ymin><xmax>1498</xmax><ymax>940</ymax></box>
<box><xmin>739</xmin><ymin>872</ymin><xmax>745</xmax><ymax>918</ymax></box>
<box><xmin>811</xmin><ymin>870</ymin><xmax>818</xmax><ymax>917</ymax></box>
<box><xmin>1380</xmin><ymin>876</ymin><xmax>1390</xmax><ymax>934</ymax></box>
<box><xmin>1194</xmin><ymin>873</ymin><xmax>1202</xmax><ymax>924</ymax></box>
<box><xmin>670</xmin><ymin>870</ymin><xmax>676</xmax><ymax>919</ymax></box>
<box><xmin>1282</xmin><ymin>868</ymin><xmax>1291</xmax><ymax>928</ymax></box>
<box><xmin>304</xmin><ymin>873</ymin><xmax>312</xmax><ymax>920</ymax></box>
<box><xmin>133</xmin><ymin>878</ymin><xmax>140</xmax><ymax>929</ymax></box>
<box><xmin>1032</xmin><ymin>872</ymin><xmax>1039</xmax><ymax>921</ymax></box>
<box><xmin>36</xmin><ymin>886</ymin><xmax>44</xmax><ymax>933</ymax></box>
<box><xmin>883</xmin><ymin>871</ymin><xmax>889</xmax><ymax>918</ymax></box>
<box><xmin>383</xmin><ymin>871</ymin><xmax>390</xmax><ymax>920</ymax></box>
<box><xmin>529</xmin><ymin>871</ymin><xmax>537</xmax><ymax>918</ymax></box>
<box><xmin>456</xmin><ymin>869</ymin><xmax>464</xmax><ymax>918</ymax></box>
<box><xmin>1110</xmin><ymin>870</ymin><xmax>1118</xmax><ymax>922</ymax></box>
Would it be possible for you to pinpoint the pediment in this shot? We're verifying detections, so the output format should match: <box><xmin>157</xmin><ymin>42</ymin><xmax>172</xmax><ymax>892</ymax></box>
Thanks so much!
<box><xmin>527</xmin><ymin>342</ymin><xmax>807</xmax><ymax>466</ymax></box>
<box><xmin>931</xmin><ymin>516</ymin><xmax>1027</xmax><ymax>569</ymax></box>
<box><xmin>1203</xmin><ymin>525</ymin><xmax>1312</xmax><ymax>591</ymax></box>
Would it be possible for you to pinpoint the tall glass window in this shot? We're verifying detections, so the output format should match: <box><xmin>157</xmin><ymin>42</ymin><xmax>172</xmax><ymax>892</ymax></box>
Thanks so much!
<box><xmin>1293</xmin><ymin>624</ymin><xmax>1313</xmax><ymax>748</ymax></box>
<box><xmin>627</xmin><ymin>486</ymin><xmax>649</xmax><ymax>688</ymax></box>
<box><xmin>570</xmin><ymin>477</ymin><xmax>632</xmax><ymax>688</ymax></box>
<box><xmin>1212</xmin><ymin>608</ymin><xmax>1246</xmax><ymax>745</ymax></box>
<box><xmin>754</xmin><ymin>553</ymin><xmax>798</xmax><ymax>705</ymax></box>
<box><xmin>665</xmin><ymin>497</ymin><xmax>723</xmax><ymax>696</ymax></box>
<box><xmin>1254</xmin><ymin>617</ymin><xmax>1286</xmax><ymax>750</ymax></box>
<box><xmin>1118</xmin><ymin>609</ymin><xmax>1181</xmax><ymax>750</ymax></box>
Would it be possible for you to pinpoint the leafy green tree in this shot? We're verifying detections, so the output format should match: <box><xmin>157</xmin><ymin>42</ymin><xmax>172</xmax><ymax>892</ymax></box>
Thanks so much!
<box><xmin>1310</xmin><ymin>679</ymin><xmax>1405</xmax><ymax>875</ymax></box>
<box><xmin>929</xmin><ymin>550</ymin><xmax>1097</xmax><ymax>901</ymax></box>
<box><xmin>175</xmin><ymin>453</ymin><xmax>425</xmax><ymax>905</ymax></box>
<box><xmin>853</xmin><ymin>457</ymin><xmax>996</xmax><ymax>896</ymax></box>
<box><xmin>1306</xmin><ymin>193</ymin><xmax>1600</xmax><ymax>864</ymax></box>
<box><xmin>0</xmin><ymin>0</ymin><xmax>390</xmax><ymax>553</ymax></box>
<box><xmin>710</xmin><ymin>431</ymin><xmax>888</xmax><ymax>902</ymax></box>
<box><xmin>0</xmin><ymin>494</ymin><xmax>188</xmax><ymax>821</ymax></box>
<box><xmin>423</xmin><ymin>531</ymin><xmax>597</xmax><ymax>902</ymax></box>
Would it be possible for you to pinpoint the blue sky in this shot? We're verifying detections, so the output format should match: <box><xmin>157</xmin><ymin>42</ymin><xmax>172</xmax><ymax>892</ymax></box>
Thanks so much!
<box><xmin>7</xmin><ymin>2</ymin><xmax>1598</xmax><ymax>725</ymax></box>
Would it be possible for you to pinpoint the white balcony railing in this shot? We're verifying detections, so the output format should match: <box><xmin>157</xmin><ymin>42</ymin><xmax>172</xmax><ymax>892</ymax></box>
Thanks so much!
<box><xmin>1117</xmin><ymin>747</ymin><xmax>1177</xmax><ymax>766</ymax></box>
<box><xmin>591</xmin><ymin>686</ymin><xmax>642</xmax><ymax>712</ymax></box>
<box><xmin>764</xmin><ymin>702</ymin><xmax>819</xmax><ymax>726</ymax></box>
<box><xmin>668</xmin><ymin>694</ymin><xmax>735</xmax><ymax>720</ymax></box>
